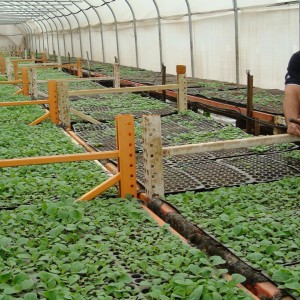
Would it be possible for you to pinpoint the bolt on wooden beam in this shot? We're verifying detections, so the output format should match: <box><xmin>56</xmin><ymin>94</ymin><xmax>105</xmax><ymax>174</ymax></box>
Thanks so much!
<box><xmin>142</xmin><ymin>115</ymin><xmax>165</xmax><ymax>198</ymax></box>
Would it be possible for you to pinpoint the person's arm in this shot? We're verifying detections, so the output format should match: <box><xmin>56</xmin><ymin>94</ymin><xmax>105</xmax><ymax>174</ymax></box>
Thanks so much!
<box><xmin>283</xmin><ymin>85</ymin><xmax>300</xmax><ymax>136</ymax></box>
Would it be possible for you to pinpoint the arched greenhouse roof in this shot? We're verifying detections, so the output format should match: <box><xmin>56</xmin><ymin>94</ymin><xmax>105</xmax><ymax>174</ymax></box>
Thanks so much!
<box><xmin>0</xmin><ymin>0</ymin><xmax>299</xmax><ymax>89</ymax></box>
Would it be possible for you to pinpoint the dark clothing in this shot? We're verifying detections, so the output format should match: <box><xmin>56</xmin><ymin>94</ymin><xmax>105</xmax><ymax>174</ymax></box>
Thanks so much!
<box><xmin>285</xmin><ymin>51</ymin><xmax>300</xmax><ymax>85</ymax></box>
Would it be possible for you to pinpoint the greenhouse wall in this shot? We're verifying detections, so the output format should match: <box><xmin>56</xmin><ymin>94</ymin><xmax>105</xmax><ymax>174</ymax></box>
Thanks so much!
<box><xmin>5</xmin><ymin>2</ymin><xmax>298</xmax><ymax>91</ymax></box>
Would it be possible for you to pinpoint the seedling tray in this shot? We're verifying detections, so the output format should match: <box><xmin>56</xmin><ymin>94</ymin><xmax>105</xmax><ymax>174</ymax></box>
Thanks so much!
<box><xmin>135</xmin><ymin>154</ymin><xmax>254</xmax><ymax>194</ymax></box>
<box><xmin>218</xmin><ymin>153</ymin><xmax>300</xmax><ymax>183</ymax></box>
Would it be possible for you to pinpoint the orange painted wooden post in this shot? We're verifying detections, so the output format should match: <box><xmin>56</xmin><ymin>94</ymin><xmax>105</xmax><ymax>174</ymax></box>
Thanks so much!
<box><xmin>48</xmin><ymin>80</ymin><xmax>59</xmax><ymax>125</ymax></box>
<box><xmin>42</xmin><ymin>51</ymin><xmax>47</xmax><ymax>63</ymax></box>
<box><xmin>13</xmin><ymin>60</ymin><xmax>19</xmax><ymax>80</ymax></box>
<box><xmin>76</xmin><ymin>58</ymin><xmax>82</xmax><ymax>78</ymax></box>
<box><xmin>21</xmin><ymin>68</ymin><xmax>29</xmax><ymax>96</ymax></box>
<box><xmin>116</xmin><ymin>115</ymin><xmax>137</xmax><ymax>198</ymax></box>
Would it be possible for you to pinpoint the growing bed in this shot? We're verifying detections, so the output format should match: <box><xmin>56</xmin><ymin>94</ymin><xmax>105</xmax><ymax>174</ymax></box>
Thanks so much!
<box><xmin>0</xmin><ymin>82</ymin><xmax>254</xmax><ymax>299</ymax></box>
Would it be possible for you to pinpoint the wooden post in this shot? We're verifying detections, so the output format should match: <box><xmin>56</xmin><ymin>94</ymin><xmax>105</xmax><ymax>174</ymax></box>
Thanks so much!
<box><xmin>86</xmin><ymin>51</ymin><xmax>91</xmax><ymax>77</ymax></box>
<box><xmin>0</xmin><ymin>56</ymin><xmax>4</xmax><ymax>74</ymax></box>
<box><xmin>116</xmin><ymin>115</ymin><xmax>137</xmax><ymax>198</ymax></box>
<box><xmin>21</xmin><ymin>68</ymin><xmax>30</xmax><ymax>96</ymax></box>
<box><xmin>57</xmin><ymin>81</ymin><xmax>70</xmax><ymax>129</ymax></box>
<box><xmin>24</xmin><ymin>49</ymin><xmax>28</xmax><ymax>59</ymax></box>
<box><xmin>57</xmin><ymin>55</ymin><xmax>62</xmax><ymax>71</ymax></box>
<box><xmin>246</xmin><ymin>71</ymin><xmax>254</xmax><ymax>134</ymax></box>
<box><xmin>142</xmin><ymin>115</ymin><xmax>165</xmax><ymax>198</ymax></box>
<box><xmin>48</xmin><ymin>80</ymin><xmax>59</xmax><ymax>125</ymax></box>
<box><xmin>162</xmin><ymin>63</ymin><xmax>166</xmax><ymax>102</ymax></box>
<box><xmin>6</xmin><ymin>58</ymin><xmax>12</xmax><ymax>81</ymax></box>
<box><xmin>30</xmin><ymin>68</ymin><xmax>38</xmax><ymax>99</ymax></box>
<box><xmin>76</xmin><ymin>58</ymin><xmax>83</xmax><ymax>78</ymax></box>
<box><xmin>13</xmin><ymin>60</ymin><xmax>19</xmax><ymax>80</ymax></box>
<box><xmin>113</xmin><ymin>63</ymin><xmax>120</xmax><ymax>88</ymax></box>
<box><xmin>273</xmin><ymin>116</ymin><xmax>286</xmax><ymax>135</ymax></box>
<box><xmin>176</xmin><ymin>65</ymin><xmax>187</xmax><ymax>112</ymax></box>
<box><xmin>68</xmin><ymin>52</ymin><xmax>71</xmax><ymax>63</ymax></box>
<box><xmin>42</xmin><ymin>50</ymin><xmax>47</xmax><ymax>63</ymax></box>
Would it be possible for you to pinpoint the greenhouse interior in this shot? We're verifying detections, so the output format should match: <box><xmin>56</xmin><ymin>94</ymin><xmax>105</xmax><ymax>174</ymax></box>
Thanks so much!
<box><xmin>0</xmin><ymin>0</ymin><xmax>300</xmax><ymax>299</ymax></box>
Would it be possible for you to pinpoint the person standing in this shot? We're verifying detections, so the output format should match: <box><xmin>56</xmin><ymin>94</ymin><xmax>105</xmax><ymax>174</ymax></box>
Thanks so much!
<box><xmin>283</xmin><ymin>51</ymin><xmax>300</xmax><ymax>137</ymax></box>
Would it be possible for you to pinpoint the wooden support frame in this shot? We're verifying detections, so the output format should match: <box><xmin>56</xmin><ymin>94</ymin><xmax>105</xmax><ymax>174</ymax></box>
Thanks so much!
<box><xmin>142</xmin><ymin>115</ymin><xmax>300</xmax><ymax>197</ymax></box>
<box><xmin>0</xmin><ymin>115</ymin><xmax>136</xmax><ymax>201</ymax></box>
<box><xmin>56</xmin><ymin>81</ymin><xmax>100</xmax><ymax>128</ymax></box>
<box><xmin>67</xmin><ymin>65</ymin><xmax>187</xmax><ymax>109</ymax></box>
<box><xmin>162</xmin><ymin>134</ymin><xmax>300</xmax><ymax>157</ymax></box>
<box><xmin>0</xmin><ymin>79</ymin><xmax>59</xmax><ymax>126</ymax></box>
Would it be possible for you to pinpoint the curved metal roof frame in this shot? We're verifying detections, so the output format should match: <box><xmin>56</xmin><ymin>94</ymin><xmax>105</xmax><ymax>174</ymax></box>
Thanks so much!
<box><xmin>85</xmin><ymin>0</ymin><xmax>106</xmax><ymax>62</ymax></box>
<box><xmin>2</xmin><ymin>0</ymin><xmax>298</xmax><ymax>82</ymax></box>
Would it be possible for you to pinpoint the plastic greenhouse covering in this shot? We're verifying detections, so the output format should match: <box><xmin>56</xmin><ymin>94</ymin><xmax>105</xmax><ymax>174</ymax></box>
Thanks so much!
<box><xmin>0</xmin><ymin>0</ymin><xmax>299</xmax><ymax>89</ymax></box>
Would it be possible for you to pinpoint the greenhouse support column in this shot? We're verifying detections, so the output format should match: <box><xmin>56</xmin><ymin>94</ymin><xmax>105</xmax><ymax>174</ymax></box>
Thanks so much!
<box><xmin>153</xmin><ymin>0</ymin><xmax>163</xmax><ymax>67</ymax></box>
<box><xmin>125</xmin><ymin>0</ymin><xmax>139</xmax><ymax>68</ymax></box>
<box><xmin>185</xmin><ymin>0</ymin><xmax>195</xmax><ymax>77</ymax></box>
<box><xmin>142</xmin><ymin>115</ymin><xmax>165</xmax><ymax>198</ymax></box>
<box><xmin>233</xmin><ymin>0</ymin><xmax>240</xmax><ymax>84</ymax></box>
<box><xmin>85</xmin><ymin>0</ymin><xmax>105</xmax><ymax>62</ymax></box>
<box><xmin>74</xmin><ymin>2</ymin><xmax>93</xmax><ymax>60</ymax></box>
<box><xmin>105</xmin><ymin>2</ymin><xmax>120</xmax><ymax>63</ymax></box>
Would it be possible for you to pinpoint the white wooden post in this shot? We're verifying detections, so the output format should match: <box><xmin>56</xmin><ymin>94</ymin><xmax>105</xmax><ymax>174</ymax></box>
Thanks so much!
<box><xmin>57</xmin><ymin>55</ymin><xmax>62</xmax><ymax>71</ymax></box>
<box><xmin>273</xmin><ymin>116</ymin><xmax>286</xmax><ymax>135</ymax></box>
<box><xmin>142</xmin><ymin>115</ymin><xmax>165</xmax><ymax>198</ymax></box>
<box><xmin>113</xmin><ymin>63</ymin><xmax>120</xmax><ymax>88</ymax></box>
<box><xmin>30</xmin><ymin>68</ymin><xmax>38</xmax><ymax>99</ymax></box>
<box><xmin>58</xmin><ymin>81</ymin><xmax>71</xmax><ymax>129</ymax></box>
<box><xmin>5</xmin><ymin>58</ymin><xmax>12</xmax><ymax>81</ymax></box>
<box><xmin>24</xmin><ymin>49</ymin><xmax>28</xmax><ymax>59</ymax></box>
<box><xmin>177</xmin><ymin>65</ymin><xmax>187</xmax><ymax>112</ymax></box>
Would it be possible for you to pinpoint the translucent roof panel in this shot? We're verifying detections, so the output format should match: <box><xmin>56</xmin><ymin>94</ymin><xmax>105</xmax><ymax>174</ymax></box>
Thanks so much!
<box><xmin>126</xmin><ymin>0</ymin><xmax>158</xmax><ymax>20</ymax></box>
<box><xmin>189</xmin><ymin>0</ymin><xmax>233</xmax><ymax>13</ymax></box>
<box><xmin>236</xmin><ymin>0</ymin><xmax>297</xmax><ymax>9</ymax></box>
